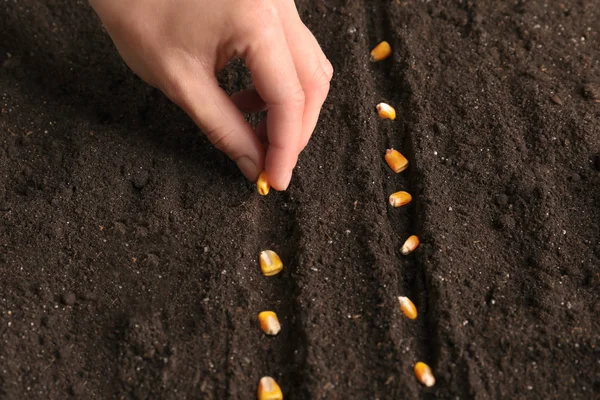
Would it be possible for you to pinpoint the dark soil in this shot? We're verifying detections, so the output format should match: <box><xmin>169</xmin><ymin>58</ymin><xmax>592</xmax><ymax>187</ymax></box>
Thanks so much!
<box><xmin>1</xmin><ymin>1</ymin><xmax>599</xmax><ymax>399</ymax></box>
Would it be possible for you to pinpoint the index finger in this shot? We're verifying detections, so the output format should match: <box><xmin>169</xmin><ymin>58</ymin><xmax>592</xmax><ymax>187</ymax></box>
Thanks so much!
<box><xmin>244</xmin><ymin>17</ymin><xmax>305</xmax><ymax>191</ymax></box>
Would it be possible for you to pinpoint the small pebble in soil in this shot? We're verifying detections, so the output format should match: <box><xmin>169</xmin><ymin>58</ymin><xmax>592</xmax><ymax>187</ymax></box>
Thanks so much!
<box><xmin>61</xmin><ymin>292</ymin><xmax>76</xmax><ymax>306</ymax></box>
<box><xmin>496</xmin><ymin>215</ymin><xmax>515</xmax><ymax>230</ymax></box>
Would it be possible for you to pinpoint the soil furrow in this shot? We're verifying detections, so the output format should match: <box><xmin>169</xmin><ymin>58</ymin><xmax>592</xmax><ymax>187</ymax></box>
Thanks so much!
<box><xmin>278</xmin><ymin>1</ymin><xmax>434</xmax><ymax>397</ymax></box>
<box><xmin>241</xmin><ymin>195</ymin><xmax>309</xmax><ymax>399</ymax></box>
<box><xmin>278</xmin><ymin>4</ymin><xmax>402</xmax><ymax>397</ymax></box>
<box><xmin>361</xmin><ymin>1</ymin><xmax>447</xmax><ymax>397</ymax></box>
<box><xmin>381</xmin><ymin>2</ymin><xmax>600</xmax><ymax>398</ymax></box>
<box><xmin>379</xmin><ymin>3</ymin><xmax>487</xmax><ymax>395</ymax></box>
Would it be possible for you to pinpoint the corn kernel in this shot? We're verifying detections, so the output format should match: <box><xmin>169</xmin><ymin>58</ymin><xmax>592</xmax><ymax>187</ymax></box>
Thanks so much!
<box><xmin>258</xmin><ymin>311</ymin><xmax>281</xmax><ymax>335</ymax></box>
<box><xmin>370</xmin><ymin>41</ymin><xmax>392</xmax><ymax>61</ymax></box>
<box><xmin>389</xmin><ymin>191</ymin><xmax>412</xmax><ymax>207</ymax></box>
<box><xmin>257</xmin><ymin>171</ymin><xmax>270</xmax><ymax>196</ymax></box>
<box><xmin>259</xmin><ymin>250</ymin><xmax>283</xmax><ymax>276</ymax></box>
<box><xmin>385</xmin><ymin>149</ymin><xmax>408</xmax><ymax>173</ymax></box>
<box><xmin>376</xmin><ymin>103</ymin><xmax>396</xmax><ymax>120</ymax></box>
<box><xmin>258</xmin><ymin>376</ymin><xmax>283</xmax><ymax>400</ymax></box>
<box><xmin>401</xmin><ymin>235</ymin><xmax>420</xmax><ymax>255</ymax></box>
<box><xmin>398</xmin><ymin>296</ymin><xmax>417</xmax><ymax>320</ymax></box>
<box><xmin>414</xmin><ymin>362</ymin><xmax>435</xmax><ymax>387</ymax></box>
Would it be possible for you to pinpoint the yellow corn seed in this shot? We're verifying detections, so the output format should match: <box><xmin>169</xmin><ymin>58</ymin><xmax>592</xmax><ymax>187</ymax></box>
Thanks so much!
<box><xmin>401</xmin><ymin>235</ymin><xmax>420</xmax><ymax>255</ymax></box>
<box><xmin>389</xmin><ymin>191</ymin><xmax>412</xmax><ymax>207</ymax></box>
<box><xmin>370</xmin><ymin>41</ymin><xmax>392</xmax><ymax>61</ymax></box>
<box><xmin>398</xmin><ymin>296</ymin><xmax>418</xmax><ymax>320</ymax></box>
<box><xmin>258</xmin><ymin>311</ymin><xmax>281</xmax><ymax>335</ymax></box>
<box><xmin>259</xmin><ymin>250</ymin><xmax>283</xmax><ymax>276</ymax></box>
<box><xmin>258</xmin><ymin>376</ymin><xmax>283</xmax><ymax>400</ymax></box>
<box><xmin>414</xmin><ymin>362</ymin><xmax>435</xmax><ymax>387</ymax></box>
<box><xmin>385</xmin><ymin>149</ymin><xmax>409</xmax><ymax>173</ymax></box>
<box><xmin>376</xmin><ymin>103</ymin><xmax>396</xmax><ymax>120</ymax></box>
<box><xmin>257</xmin><ymin>171</ymin><xmax>270</xmax><ymax>196</ymax></box>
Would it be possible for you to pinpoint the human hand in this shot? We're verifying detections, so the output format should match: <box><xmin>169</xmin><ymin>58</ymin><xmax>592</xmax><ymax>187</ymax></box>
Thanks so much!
<box><xmin>89</xmin><ymin>0</ymin><xmax>333</xmax><ymax>190</ymax></box>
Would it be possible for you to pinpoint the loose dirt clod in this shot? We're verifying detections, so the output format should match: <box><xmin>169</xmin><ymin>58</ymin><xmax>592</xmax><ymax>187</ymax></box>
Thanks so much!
<box><xmin>61</xmin><ymin>292</ymin><xmax>76</xmax><ymax>306</ymax></box>
<box><xmin>582</xmin><ymin>82</ymin><xmax>600</xmax><ymax>102</ymax></box>
<box><xmin>144</xmin><ymin>253</ymin><xmax>160</xmax><ymax>268</ymax></box>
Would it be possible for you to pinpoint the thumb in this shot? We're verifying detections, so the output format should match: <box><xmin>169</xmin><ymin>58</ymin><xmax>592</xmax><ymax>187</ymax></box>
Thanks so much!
<box><xmin>167</xmin><ymin>72</ymin><xmax>265</xmax><ymax>181</ymax></box>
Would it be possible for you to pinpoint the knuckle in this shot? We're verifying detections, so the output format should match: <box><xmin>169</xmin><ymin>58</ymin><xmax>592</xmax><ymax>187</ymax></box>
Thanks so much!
<box><xmin>316</xmin><ymin>66</ymin><xmax>333</xmax><ymax>86</ymax></box>
<box><xmin>253</xmin><ymin>1</ymin><xmax>279</xmax><ymax>21</ymax></box>
<box><xmin>249</xmin><ymin>3</ymin><xmax>281</xmax><ymax>41</ymax></box>
<box><xmin>254</xmin><ymin>22</ymin><xmax>280</xmax><ymax>45</ymax></box>
<box><xmin>287</xmin><ymin>86</ymin><xmax>306</xmax><ymax>107</ymax></box>
<box><xmin>161</xmin><ymin>75</ymin><xmax>188</xmax><ymax>105</ymax></box>
<box><xmin>308</xmin><ymin>66</ymin><xmax>331</xmax><ymax>94</ymax></box>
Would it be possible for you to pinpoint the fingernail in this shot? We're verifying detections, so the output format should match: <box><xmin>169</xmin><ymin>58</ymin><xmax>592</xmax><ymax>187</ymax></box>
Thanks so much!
<box><xmin>281</xmin><ymin>170</ymin><xmax>293</xmax><ymax>190</ymax></box>
<box><xmin>236</xmin><ymin>157</ymin><xmax>259</xmax><ymax>181</ymax></box>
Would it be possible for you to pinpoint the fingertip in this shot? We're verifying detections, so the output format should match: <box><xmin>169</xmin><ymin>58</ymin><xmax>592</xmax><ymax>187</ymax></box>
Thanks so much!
<box><xmin>280</xmin><ymin>170</ymin><xmax>293</xmax><ymax>191</ymax></box>
<box><xmin>268</xmin><ymin>169</ymin><xmax>293</xmax><ymax>191</ymax></box>
<box><xmin>265</xmin><ymin>142</ymin><xmax>298</xmax><ymax>191</ymax></box>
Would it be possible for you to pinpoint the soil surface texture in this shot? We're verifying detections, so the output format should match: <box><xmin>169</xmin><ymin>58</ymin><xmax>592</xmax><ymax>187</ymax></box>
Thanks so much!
<box><xmin>1</xmin><ymin>1</ymin><xmax>599</xmax><ymax>399</ymax></box>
